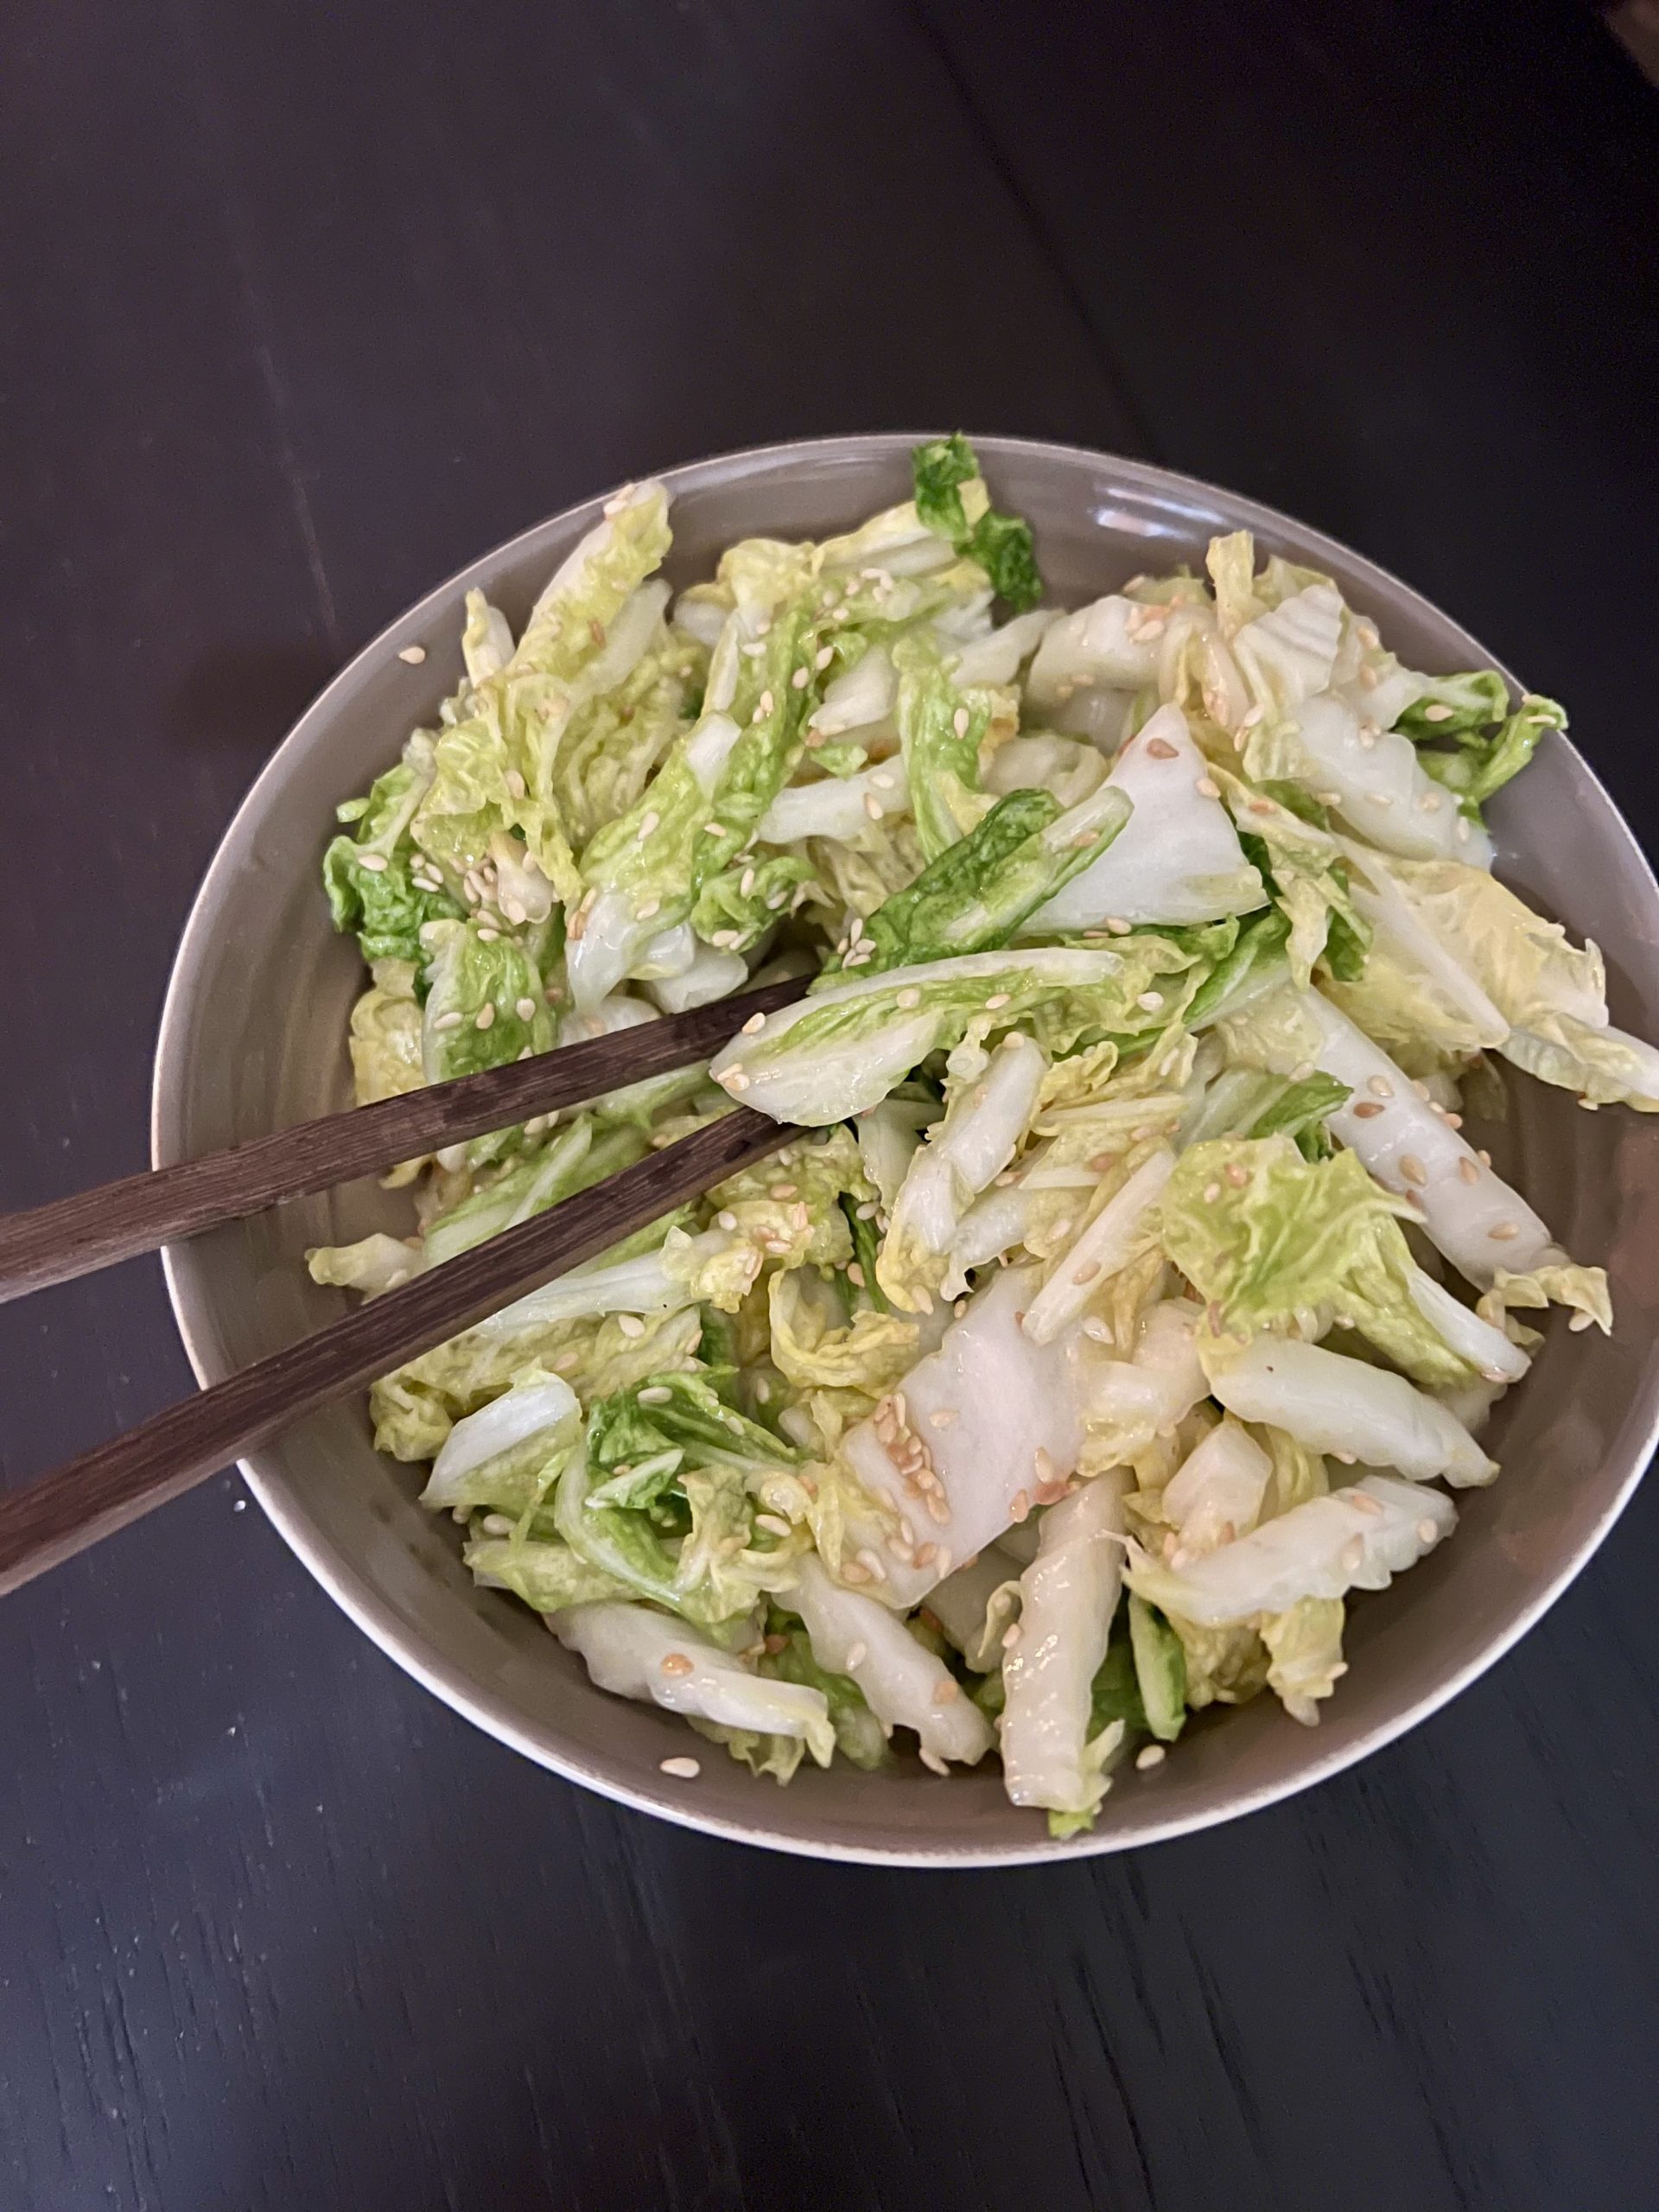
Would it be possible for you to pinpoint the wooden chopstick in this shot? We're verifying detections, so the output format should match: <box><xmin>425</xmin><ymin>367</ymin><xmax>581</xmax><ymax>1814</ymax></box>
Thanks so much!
<box><xmin>0</xmin><ymin>977</ymin><xmax>803</xmax><ymax>1303</ymax></box>
<box><xmin>0</xmin><ymin>1106</ymin><xmax>798</xmax><ymax>1596</ymax></box>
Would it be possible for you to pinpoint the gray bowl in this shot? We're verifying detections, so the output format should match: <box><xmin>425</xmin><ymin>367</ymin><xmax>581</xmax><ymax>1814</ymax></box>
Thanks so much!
<box><xmin>153</xmin><ymin>435</ymin><xmax>1659</xmax><ymax>1865</ymax></box>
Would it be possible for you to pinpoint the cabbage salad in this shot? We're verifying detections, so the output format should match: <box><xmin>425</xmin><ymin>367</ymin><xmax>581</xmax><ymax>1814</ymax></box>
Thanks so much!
<box><xmin>311</xmin><ymin>437</ymin><xmax>1658</xmax><ymax>1834</ymax></box>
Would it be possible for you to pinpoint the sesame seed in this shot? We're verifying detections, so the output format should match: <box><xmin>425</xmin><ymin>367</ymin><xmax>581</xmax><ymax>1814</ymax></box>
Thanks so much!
<box><xmin>815</xmin><ymin>645</ymin><xmax>834</xmax><ymax>671</ymax></box>
<box><xmin>929</xmin><ymin>1408</ymin><xmax>957</xmax><ymax>1428</ymax></box>
<box><xmin>740</xmin><ymin>868</ymin><xmax>756</xmax><ymax>898</ymax></box>
<box><xmin>1399</xmin><ymin>1154</ymin><xmax>1427</xmax><ymax>1186</ymax></box>
<box><xmin>1071</xmin><ymin>1259</ymin><xmax>1101</xmax><ymax>1285</ymax></box>
<box><xmin>1135</xmin><ymin>1745</ymin><xmax>1166</xmax><ymax>1771</ymax></box>
<box><xmin>515</xmin><ymin>996</ymin><xmax>537</xmax><ymax>1021</ymax></box>
<box><xmin>616</xmin><ymin>1313</ymin><xmax>646</xmax><ymax>1338</ymax></box>
<box><xmin>1455</xmin><ymin>1157</ymin><xmax>1480</xmax><ymax>1185</ymax></box>
<box><xmin>985</xmin><ymin>991</ymin><xmax>1011</xmax><ymax>1011</ymax></box>
<box><xmin>739</xmin><ymin>1013</ymin><xmax>766</xmax><ymax>1039</ymax></box>
<box><xmin>1352</xmin><ymin>1101</ymin><xmax>1384</xmax><ymax>1119</ymax></box>
<box><xmin>397</xmin><ymin>644</ymin><xmax>427</xmax><ymax>664</ymax></box>
<box><xmin>1001</xmin><ymin>1622</ymin><xmax>1023</xmax><ymax>1649</ymax></box>
<box><xmin>1350</xmin><ymin>1491</ymin><xmax>1383</xmax><ymax>1517</ymax></box>
<box><xmin>1248</xmin><ymin>798</ymin><xmax>1274</xmax><ymax>815</ymax></box>
<box><xmin>659</xmin><ymin>1756</ymin><xmax>701</xmax><ymax>1778</ymax></box>
<box><xmin>639</xmin><ymin>1386</ymin><xmax>672</xmax><ymax>1404</ymax></box>
<box><xmin>474</xmin><ymin>1004</ymin><xmax>495</xmax><ymax>1030</ymax></box>
<box><xmin>847</xmin><ymin>1262</ymin><xmax>866</xmax><ymax>1287</ymax></box>
<box><xmin>1008</xmin><ymin>1488</ymin><xmax>1030</xmax><ymax>1522</ymax></box>
<box><xmin>1419</xmin><ymin>791</ymin><xmax>1442</xmax><ymax>812</ymax></box>
<box><xmin>864</xmin><ymin>794</ymin><xmax>883</xmax><ymax>821</ymax></box>
<box><xmin>1411</xmin><ymin>1080</ymin><xmax>1430</xmax><ymax>1100</ymax></box>
<box><xmin>1225</xmin><ymin>1161</ymin><xmax>1249</xmax><ymax>1187</ymax></box>
<box><xmin>759</xmin><ymin>690</ymin><xmax>774</xmax><ymax>715</ymax></box>
<box><xmin>1417</xmin><ymin>1518</ymin><xmax>1440</xmax><ymax>1545</ymax></box>
<box><xmin>702</xmin><ymin>821</ymin><xmax>724</xmax><ymax>838</ymax></box>
<box><xmin>637</xmin><ymin>810</ymin><xmax>659</xmax><ymax>842</ymax></box>
<box><xmin>1146</xmin><ymin>737</ymin><xmax>1179</xmax><ymax>760</ymax></box>
<box><xmin>791</xmin><ymin>666</ymin><xmax>809</xmax><ymax>690</ymax></box>
<box><xmin>932</xmin><ymin>1676</ymin><xmax>961</xmax><ymax>1706</ymax></box>
<box><xmin>755</xmin><ymin>1513</ymin><xmax>792</xmax><ymax>1538</ymax></box>
<box><xmin>1340</xmin><ymin>1538</ymin><xmax>1365</xmax><ymax>1574</ymax></box>
<box><xmin>856</xmin><ymin>1548</ymin><xmax>888</xmax><ymax>1583</ymax></box>
<box><xmin>1082</xmin><ymin>1316</ymin><xmax>1113</xmax><ymax>1344</ymax></box>
<box><xmin>1477</xmin><ymin>1147</ymin><xmax>1492</xmax><ymax>1166</ymax></box>
<box><xmin>1367</xmin><ymin>791</ymin><xmax>1394</xmax><ymax>807</ymax></box>
<box><xmin>476</xmin><ymin>926</ymin><xmax>499</xmax><ymax>944</ymax></box>
<box><xmin>636</xmin><ymin>896</ymin><xmax>660</xmax><ymax>922</ymax></box>
<box><xmin>660</xmin><ymin>1652</ymin><xmax>695</xmax><ymax>1677</ymax></box>
<box><xmin>842</xmin><ymin>1560</ymin><xmax>870</xmax><ymax>1585</ymax></box>
<box><xmin>846</xmin><ymin>1641</ymin><xmax>868</xmax><ymax>1669</ymax></box>
<box><xmin>1569</xmin><ymin>1311</ymin><xmax>1594</xmax><ymax>1332</ymax></box>
<box><xmin>1456</xmin><ymin>818</ymin><xmax>1471</xmax><ymax>843</ymax></box>
<box><xmin>1195</xmin><ymin>776</ymin><xmax>1221</xmax><ymax>798</ymax></box>
<box><xmin>952</xmin><ymin>708</ymin><xmax>970</xmax><ymax>738</ymax></box>
<box><xmin>1489</xmin><ymin>1221</ymin><xmax>1520</xmax><ymax>1241</ymax></box>
<box><xmin>1359</xmin><ymin>664</ymin><xmax>1380</xmax><ymax>689</ymax></box>
<box><xmin>1136</xmin><ymin>991</ymin><xmax>1163</xmax><ymax>1012</ymax></box>
<box><xmin>1106</xmin><ymin>916</ymin><xmax>1132</xmax><ymax>936</ymax></box>
<box><xmin>712</xmin><ymin>929</ymin><xmax>742</xmax><ymax>950</ymax></box>
<box><xmin>1333</xmin><ymin>1449</ymin><xmax>1357</xmax><ymax>1465</ymax></box>
<box><xmin>1367</xmin><ymin>1075</ymin><xmax>1394</xmax><ymax>1099</ymax></box>
<box><xmin>1422</xmin><ymin>702</ymin><xmax>1453</xmax><ymax>722</ymax></box>
<box><xmin>897</xmin><ymin>987</ymin><xmax>921</xmax><ymax>1010</ymax></box>
<box><xmin>356</xmin><ymin>851</ymin><xmax>389</xmax><ymax>874</ymax></box>
<box><xmin>1204</xmin><ymin>1180</ymin><xmax>1222</xmax><ymax>1202</ymax></box>
<box><xmin>434</xmin><ymin>1009</ymin><xmax>462</xmax><ymax>1031</ymax></box>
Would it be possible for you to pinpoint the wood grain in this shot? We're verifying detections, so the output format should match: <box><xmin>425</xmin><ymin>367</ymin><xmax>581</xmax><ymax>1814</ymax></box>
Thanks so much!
<box><xmin>2</xmin><ymin>3</ymin><xmax>1657</xmax><ymax>2209</ymax></box>
<box><xmin>0</xmin><ymin>980</ymin><xmax>800</xmax><ymax>1302</ymax></box>
<box><xmin>0</xmin><ymin>1109</ymin><xmax>792</xmax><ymax>1596</ymax></box>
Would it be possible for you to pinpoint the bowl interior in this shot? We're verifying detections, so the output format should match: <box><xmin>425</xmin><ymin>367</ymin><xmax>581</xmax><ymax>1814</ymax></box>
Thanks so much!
<box><xmin>155</xmin><ymin>435</ymin><xmax>1659</xmax><ymax>1863</ymax></box>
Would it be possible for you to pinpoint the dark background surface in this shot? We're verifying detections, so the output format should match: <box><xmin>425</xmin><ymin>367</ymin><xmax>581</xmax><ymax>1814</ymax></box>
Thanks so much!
<box><xmin>3</xmin><ymin>3</ymin><xmax>1658</xmax><ymax>2207</ymax></box>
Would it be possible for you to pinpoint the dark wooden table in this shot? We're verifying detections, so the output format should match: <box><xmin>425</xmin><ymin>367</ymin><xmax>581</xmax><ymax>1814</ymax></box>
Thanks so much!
<box><xmin>3</xmin><ymin>5</ymin><xmax>1658</xmax><ymax>2206</ymax></box>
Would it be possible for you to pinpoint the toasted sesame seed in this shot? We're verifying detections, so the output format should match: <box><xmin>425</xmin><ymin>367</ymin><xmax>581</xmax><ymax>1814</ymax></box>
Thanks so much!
<box><xmin>1352</xmin><ymin>1100</ymin><xmax>1384</xmax><ymax>1119</ymax></box>
<box><xmin>1203</xmin><ymin>1180</ymin><xmax>1223</xmax><ymax>1202</ymax></box>
<box><xmin>790</xmin><ymin>666</ymin><xmax>809</xmax><ymax>690</ymax></box>
<box><xmin>1195</xmin><ymin>776</ymin><xmax>1221</xmax><ymax>798</ymax></box>
<box><xmin>1339</xmin><ymin>1537</ymin><xmax>1365</xmax><ymax>1574</ymax></box>
<box><xmin>932</xmin><ymin>1676</ymin><xmax>961</xmax><ymax>1705</ymax></box>
<box><xmin>1135</xmin><ymin>1745</ymin><xmax>1166</xmax><ymax>1772</ymax></box>
<box><xmin>514</xmin><ymin>996</ymin><xmax>537</xmax><ymax>1021</ymax></box>
<box><xmin>889</xmin><ymin>987</ymin><xmax>921</xmax><ymax>1013</ymax></box>
<box><xmin>357</xmin><ymin>850</ymin><xmax>390</xmax><ymax>874</ymax></box>
<box><xmin>659</xmin><ymin>1755</ymin><xmax>701</xmax><ymax>1778</ymax></box>
<box><xmin>616</xmin><ymin>1313</ymin><xmax>645</xmax><ymax>1338</ymax></box>
<box><xmin>1248</xmin><ymin>798</ymin><xmax>1274</xmax><ymax>815</ymax></box>
<box><xmin>856</xmin><ymin>1548</ymin><xmax>887</xmax><ymax>1583</ymax></box>
<box><xmin>815</xmin><ymin>645</ymin><xmax>834</xmax><ymax>671</ymax></box>
<box><xmin>1452</xmin><ymin>1157</ymin><xmax>1479</xmax><ymax>1185</ymax></box>
<box><xmin>474</xmin><ymin>1004</ymin><xmax>495</xmax><ymax>1030</ymax></box>
<box><xmin>1358</xmin><ymin>664</ymin><xmax>1380</xmax><ymax>689</ymax></box>
<box><xmin>475</xmin><ymin>926</ymin><xmax>499</xmax><ymax>944</ymax></box>
<box><xmin>1399</xmin><ymin>1154</ymin><xmax>1427</xmax><ymax>1186</ymax></box>
<box><xmin>397</xmin><ymin>644</ymin><xmax>427</xmax><ymax>664</ymax></box>
<box><xmin>702</xmin><ymin>821</ymin><xmax>724</xmax><ymax>837</ymax></box>
<box><xmin>660</xmin><ymin>1652</ymin><xmax>695</xmax><ymax>1677</ymax></box>
<box><xmin>1350</xmin><ymin>1491</ymin><xmax>1383</xmax><ymax>1517</ymax></box>
<box><xmin>847</xmin><ymin>1262</ymin><xmax>866</xmax><ymax>1288</ymax></box>
<box><xmin>1225</xmin><ymin>1161</ymin><xmax>1249</xmax><ymax>1188</ymax></box>
<box><xmin>1367</xmin><ymin>791</ymin><xmax>1394</xmax><ymax>807</ymax></box>
<box><xmin>1082</xmin><ymin>1316</ymin><xmax>1114</xmax><ymax>1344</ymax></box>
<box><xmin>1366</xmin><ymin>1075</ymin><xmax>1394</xmax><ymax>1099</ymax></box>
<box><xmin>1333</xmin><ymin>1449</ymin><xmax>1357</xmax><ymax>1465</ymax></box>
<box><xmin>841</xmin><ymin>1560</ymin><xmax>871</xmax><ymax>1584</ymax></box>
<box><xmin>1477</xmin><ymin>1147</ymin><xmax>1493</xmax><ymax>1166</ymax></box>
<box><xmin>952</xmin><ymin>707</ymin><xmax>970</xmax><ymax>739</ymax></box>
<box><xmin>755</xmin><ymin>1513</ymin><xmax>792</xmax><ymax>1538</ymax></box>
<box><xmin>1001</xmin><ymin>1622</ymin><xmax>1022</xmax><ymax>1649</ymax></box>
<box><xmin>1456</xmin><ymin>817</ymin><xmax>1471</xmax><ymax>843</ymax></box>
<box><xmin>1417</xmin><ymin>1518</ymin><xmax>1440</xmax><ymax>1545</ymax></box>
<box><xmin>1568</xmin><ymin>1311</ymin><xmax>1594</xmax><ymax>1332</ymax></box>
<box><xmin>1146</xmin><ymin>736</ymin><xmax>1178</xmax><ymax>760</ymax></box>
<box><xmin>981</xmin><ymin>991</ymin><xmax>1013</xmax><ymax>1013</ymax></box>
<box><xmin>1137</xmin><ymin>991</ymin><xmax>1163</xmax><ymax>1012</ymax></box>
<box><xmin>1489</xmin><ymin>1221</ymin><xmax>1520</xmax><ymax>1241</ymax></box>
<box><xmin>434</xmin><ymin>1009</ymin><xmax>462</xmax><ymax>1031</ymax></box>
<box><xmin>1071</xmin><ymin>1259</ymin><xmax>1101</xmax><ymax>1286</ymax></box>
<box><xmin>1421</xmin><ymin>702</ymin><xmax>1453</xmax><ymax>722</ymax></box>
<box><xmin>1008</xmin><ymin>1488</ymin><xmax>1030</xmax><ymax>1522</ymax></box>
<box><xmin>759</xmin><ymin>690</ymin><xmax>774</xmax><ymax>715</ymax></box>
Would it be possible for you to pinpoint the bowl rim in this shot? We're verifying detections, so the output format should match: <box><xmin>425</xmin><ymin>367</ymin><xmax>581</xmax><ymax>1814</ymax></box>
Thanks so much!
<box><xmin>153</xmin><ymin>430</ymin><xmax>1659</xmax><ymax>1866</ymax></box>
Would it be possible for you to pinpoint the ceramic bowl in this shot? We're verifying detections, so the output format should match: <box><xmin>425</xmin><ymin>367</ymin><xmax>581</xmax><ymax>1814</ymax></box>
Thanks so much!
<box><xmin>154</xmin><ymin>435</ymin><xmax>1659</xmax><ymax>1864</ymax></box>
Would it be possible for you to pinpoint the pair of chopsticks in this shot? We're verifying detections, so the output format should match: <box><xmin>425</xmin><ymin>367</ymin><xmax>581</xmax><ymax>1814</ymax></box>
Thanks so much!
<box><xmin>0</xmin><ymin>980</ymin><xmax>805</xmax><ymax>1597</ymax></box>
